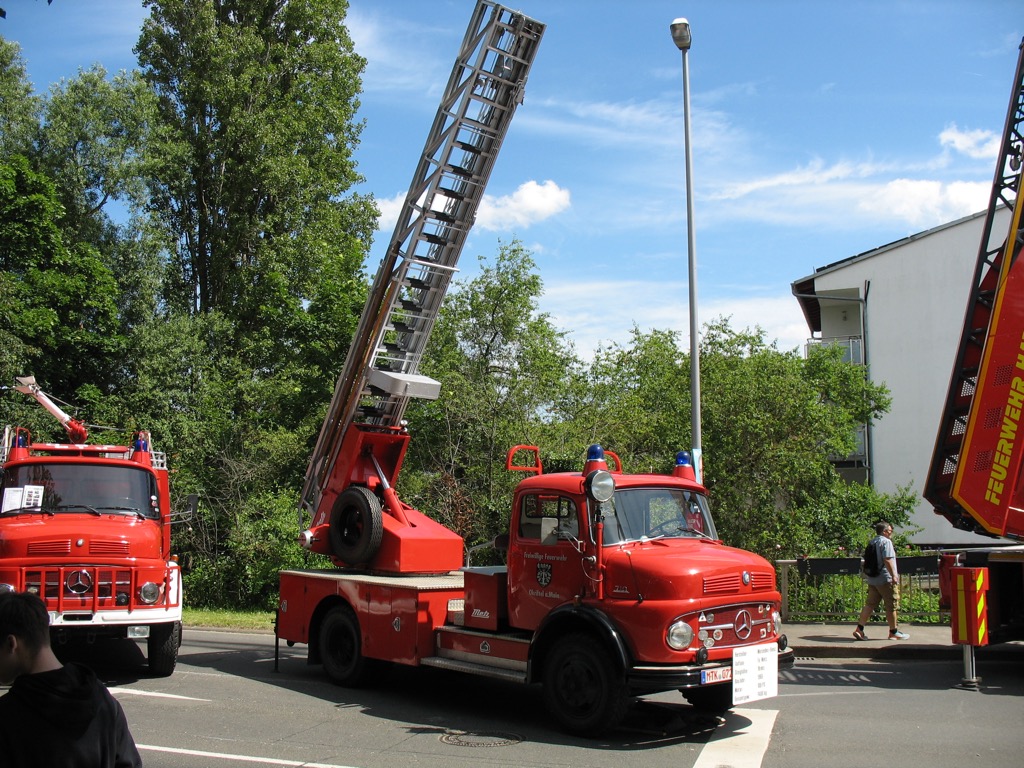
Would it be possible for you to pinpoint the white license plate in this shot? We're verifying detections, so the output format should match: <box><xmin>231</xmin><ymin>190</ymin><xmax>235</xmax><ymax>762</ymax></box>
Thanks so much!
<box><xmin>700</xmin><ymin>666</ymin><xmax>732</xmax><ymax>685</ymax></box>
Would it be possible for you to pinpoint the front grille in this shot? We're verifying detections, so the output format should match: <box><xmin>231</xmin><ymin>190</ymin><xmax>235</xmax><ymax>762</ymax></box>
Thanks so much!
<box><xmin>15</xmin><ymin>566</ymin><xmax>177</xmax><ymax>613</ymax></box>
<box><xmin>695</xmin><ymin>602</ymin><xmax>778</xmax><ymax>649</ymax></box>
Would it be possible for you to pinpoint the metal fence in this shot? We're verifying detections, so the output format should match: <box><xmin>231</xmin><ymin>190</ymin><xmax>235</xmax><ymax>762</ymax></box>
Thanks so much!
<box><xmin>776</xmin><ymin>556</ymin><xmax>945</xmax><ymax>623</ymax></box>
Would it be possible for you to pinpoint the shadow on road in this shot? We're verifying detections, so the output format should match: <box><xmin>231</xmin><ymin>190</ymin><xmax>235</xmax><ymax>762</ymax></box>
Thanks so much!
<box><xmin>174</xmin><ymin>630</ymin><xmax>728</xmax><ymax>750</ymax></box>
<box><xmin>52</xmin><ymin>636</ymin><xmax>148</xmax><ymax>686</ymax></box>
<box><xmin>783</xmin><ymin>657</ymin><xmax>1024</xmax><ymax>695</ymax></box>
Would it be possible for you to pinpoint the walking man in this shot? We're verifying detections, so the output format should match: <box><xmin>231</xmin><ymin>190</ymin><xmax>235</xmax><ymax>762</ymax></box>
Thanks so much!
<box><xmin>853</xmin><ymin>521</ymin><xmax>910</xmax><ymax>641</ymax></box>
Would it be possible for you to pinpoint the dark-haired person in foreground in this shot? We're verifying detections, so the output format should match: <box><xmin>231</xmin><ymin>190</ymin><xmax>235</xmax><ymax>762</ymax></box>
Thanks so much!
<box><xmin>0</xmin><ymin>590</ymin><xmax>142</xmax><ymax>767</ymax></box>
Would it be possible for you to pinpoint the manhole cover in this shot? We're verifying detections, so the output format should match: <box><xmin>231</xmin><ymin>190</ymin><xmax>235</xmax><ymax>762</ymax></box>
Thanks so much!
<box><xmin>439</xmin><ymin>730</ymin><xmax>523</xmax><ymax>748</ymax></box>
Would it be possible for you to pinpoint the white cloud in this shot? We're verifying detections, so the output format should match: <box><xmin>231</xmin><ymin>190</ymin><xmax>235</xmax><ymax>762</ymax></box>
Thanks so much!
<box><xmin>540</xmin><ymin>280</ymin><xmax>808</xmax><ymax>361</ymax></box>
<box><xmin>939</xmin><ymin>124</ymin><xmax>1000</xmax><ymax>160</ymax></box>
<box><xmin>373</xmin><ymin>191</ymin><xmax>406</xmax><ymax>234</ymax></box>
<box><xmin>699</xmin><ymin>158</ymin><xmax>990</xmax><ymax>231</ymax></box>
<box><xmin>476</xmin><ymin>180</ymin><xmax>571</xmax><ymax>231</ymax></box>
<box><xmin>711</xmin><ymin>158</ymin><xmax>875</xmax><ymax>200</ymax></box>
<box><xmin>857</xmin><ymin>178</ymin><xmax>989</xmax><ymax>228</ymax></box>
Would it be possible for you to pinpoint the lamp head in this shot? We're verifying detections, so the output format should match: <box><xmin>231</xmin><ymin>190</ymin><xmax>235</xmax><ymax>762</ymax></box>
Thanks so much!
<box><xmin>670</xmin><ymin>18</ymin><xmax>692</xmax><ymax>51</ymax></box>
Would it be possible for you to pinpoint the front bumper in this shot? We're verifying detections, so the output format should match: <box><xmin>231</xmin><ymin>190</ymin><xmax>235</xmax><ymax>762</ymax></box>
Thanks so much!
<box><xmin>626</xmin><ymin>643</ymin><xmax>795</xmax><ymax>694</ymax></box>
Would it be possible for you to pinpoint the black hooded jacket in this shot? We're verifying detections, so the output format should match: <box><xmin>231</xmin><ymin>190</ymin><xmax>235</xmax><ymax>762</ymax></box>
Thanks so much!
<box><xmin>0</xmin><ymin>662</ymin><xmax>142</xmax><ymax>767</ymax></box>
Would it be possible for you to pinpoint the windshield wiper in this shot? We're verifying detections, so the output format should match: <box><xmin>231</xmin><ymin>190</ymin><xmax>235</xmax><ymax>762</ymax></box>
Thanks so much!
<box><xmin>647</xmin><ymin>522</ymin><xmax>715</xmax><ymax>540</ymax></box>
<box><xmin>0</xmin><ymin>505</ymin><xmax>51</xmax><ymax>516</ymax></box>
<box><xmin>94</xmin><ymin>505</ymin><xmax>147</xmax><ymax>518</ymax></box>
<box><xmin>684</xmin><ymin>527</ymin><xmax>715</xmax><ymax>540</ymax></box>
<box><xmin>53</xmin><ymin>503</ymin><xmax>102</xmax><ymax>516</ymax></box>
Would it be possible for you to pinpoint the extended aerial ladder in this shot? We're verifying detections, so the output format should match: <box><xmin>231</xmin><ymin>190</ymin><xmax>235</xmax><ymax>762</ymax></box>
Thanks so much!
<box><xmin>924</xmin><ymin>38</ymin><xmax>1024</xmax><ymax>540</ymax></box>
<box><xmin>296</xmin><ymin>1</ymin><xmax>545</xmax><ymax>572</ymax></box>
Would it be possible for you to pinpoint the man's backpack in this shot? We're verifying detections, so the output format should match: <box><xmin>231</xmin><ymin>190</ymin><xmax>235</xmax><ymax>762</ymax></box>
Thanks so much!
<box><xmin>862</xmin><ymin>539</ymin><xmax>881</xmax><ymax>577</ymax></box>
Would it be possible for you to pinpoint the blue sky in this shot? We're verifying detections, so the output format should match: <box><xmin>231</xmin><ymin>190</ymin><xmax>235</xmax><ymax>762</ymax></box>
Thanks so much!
<box><xmin>3</xmin><ymin>1</ymin><xmax>1022</xmax><ymax>357</ymax></box>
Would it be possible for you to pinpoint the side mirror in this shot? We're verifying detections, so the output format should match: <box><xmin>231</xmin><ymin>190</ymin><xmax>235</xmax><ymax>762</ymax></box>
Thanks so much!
<box><xmin>171</xmin><ymin>493</ymin><xmax>198</xmax><ymax>524</ymax></box>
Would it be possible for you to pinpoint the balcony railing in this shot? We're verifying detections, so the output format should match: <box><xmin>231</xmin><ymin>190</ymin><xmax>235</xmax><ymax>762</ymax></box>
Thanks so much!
<box><xmin>805</xmin><ymin>335</ymin><xmax>863</xmax><ymax>365</ymax></box>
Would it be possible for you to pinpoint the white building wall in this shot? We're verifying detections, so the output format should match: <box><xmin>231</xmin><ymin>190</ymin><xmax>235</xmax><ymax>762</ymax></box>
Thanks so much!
<box><xmin>801</xmin><ymin>207</ymin><xmax>1011</xmax><ymax>546</ymax></box>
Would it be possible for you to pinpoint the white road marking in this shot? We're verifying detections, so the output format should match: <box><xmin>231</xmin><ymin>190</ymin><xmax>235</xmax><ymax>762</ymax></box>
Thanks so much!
<box><xmin>692</xmin><ymin>708</ymin><xmax>778</xmax><ymax>768</ymax></box>
<box><xmin>138</xmin><ymin>744</ymin><xmax>358</xmax><ymax>767</ymax></box>
<box><xmin>109</xmin><ymin>688</ymin><xmax>210</xmax><ymax>702</ymax></box>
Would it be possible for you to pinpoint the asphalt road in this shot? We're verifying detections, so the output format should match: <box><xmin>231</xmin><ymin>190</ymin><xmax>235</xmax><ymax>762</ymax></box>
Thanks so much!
<box><xmin>46</xmin><ymin>629</ymin><xmax>1024</xmax><ymax>768</ymax></box>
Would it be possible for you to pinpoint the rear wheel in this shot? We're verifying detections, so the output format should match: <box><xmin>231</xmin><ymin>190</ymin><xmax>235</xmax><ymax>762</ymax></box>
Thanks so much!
<box><xmin>329</xmin><ymin>486</ymin><xmax>384</xmax><ymax>564</ymax></box>
<box><xmin>148</xmin><ymin>621</ymin><xmax>180</xmax><ymax>677</ymax></box>
<box><xmin>543</xmin><ymin>632</ymin><xmax>630</xmax><ymax>736</ymax></box>
<box><xmin>319</xmin><ymin>605</ymin><xmax>381</xmax><ymax>687</ymax></box>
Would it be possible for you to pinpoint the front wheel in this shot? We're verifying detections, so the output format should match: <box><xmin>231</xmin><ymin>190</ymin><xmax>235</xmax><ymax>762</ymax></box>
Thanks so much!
<box><xmin>542</xmin><ymin>633</ymin><xmax>630</xmax><ymax>736</ymax></box>
<box><xmin>682</xmin><ymin>683</ymin><xmax>733</xmax><ymax>713</ymax></box>
<box><xmin>319</xmin><ymin>605</ymin><xmax>381</xmax><ymax>687</ymax></box>
<box><xmin>148</xmin><ymin>621</ymin><xmax>180</xmax><ymax>677</ymax></box>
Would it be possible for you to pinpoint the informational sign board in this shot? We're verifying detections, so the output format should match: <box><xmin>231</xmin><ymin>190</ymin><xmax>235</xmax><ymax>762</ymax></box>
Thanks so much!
<box><xmin>2</xmin><ymin>485</ymin><xmax>44</xmax><ymax>513</ymax></box>
<box><xmin>732</xmin><ymin>641</ymin><xmax>779</xmax><ymax>704</ymax></box>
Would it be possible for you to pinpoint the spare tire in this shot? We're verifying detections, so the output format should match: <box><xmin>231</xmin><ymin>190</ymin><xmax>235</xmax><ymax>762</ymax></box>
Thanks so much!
<box><xmin>329</xmin><ymin>486</ymin><xmax>384</xmax><ymax>564</ymax></box>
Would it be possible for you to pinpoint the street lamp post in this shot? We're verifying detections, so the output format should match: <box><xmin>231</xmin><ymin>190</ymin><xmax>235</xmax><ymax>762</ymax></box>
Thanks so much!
<box><xmin>670</xmin><ymin>17</ymin><xmax>702</xmax><ymax>479</ymax></box>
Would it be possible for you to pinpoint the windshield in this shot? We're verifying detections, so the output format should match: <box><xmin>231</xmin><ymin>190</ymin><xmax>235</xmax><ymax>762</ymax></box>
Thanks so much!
<box><xmin>601</xmin><ymin>487</ymin><xmax>717</xmax><ymax>545</ymax></box>
<box><xmin>1</xmin><ymin>463</ymin><xmax>159</xmax><ymax>519</ymax></box>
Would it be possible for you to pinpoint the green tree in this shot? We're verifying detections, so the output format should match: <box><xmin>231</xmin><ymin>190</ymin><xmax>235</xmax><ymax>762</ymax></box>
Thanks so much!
<box><xmin>0</xmin><ymin>156</ymin><xmax>123</xmax><ymax>393</ymax></box>
<box><xmin>568</xmin><ymin>327</ymin><xmax>690</xmax><ymax>470</ymax></box>
<box><xmin>35</xmin><ymin>67</ymin><xmax>154</xmax><ymax>251</ymax></box>
<box><xmin>0</xmin><ymin>37</ymin><xmax>40</xmax><ymax>160</ymax></box>
<box><xmin>135</xmin><ymin>0</ymin><xmax>376</xmax><ymax>355</ymax></box>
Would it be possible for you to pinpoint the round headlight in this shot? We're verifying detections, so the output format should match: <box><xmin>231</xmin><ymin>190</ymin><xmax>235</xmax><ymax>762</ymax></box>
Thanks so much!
<box><xmin>667</xmin><ymin>619</ymin><xmax>694</xmax><ymax>651</ymax></box>
<box><xmin>138</xmin><ymin>582</ymin><xmax>161</xmax><ymax>604</ymax></box>
<box><xmin>0</xmin><ymin>583</ymin><xmax>16</xmax><ymax>594</ymax></box>
<box><xmin>772</xmin><ymin>610</ymin><xmax>782</xmax><ymax>636</ymax></box>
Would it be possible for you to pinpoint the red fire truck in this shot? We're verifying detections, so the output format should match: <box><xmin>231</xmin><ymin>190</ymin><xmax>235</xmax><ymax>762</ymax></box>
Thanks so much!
<box><xmin>1</xmin><ymin>376</ymin><xmax>186</xmax><ymax>675</ymax></box>
<box><xmin>924</xmin><ymin>38</ymin><xmax>1024</xmax><ymax>642</ymax></box>
<box><xmin>276</xmin><ymin>0</ymin><xmax>792</xmax><ymax>736</ymax></box>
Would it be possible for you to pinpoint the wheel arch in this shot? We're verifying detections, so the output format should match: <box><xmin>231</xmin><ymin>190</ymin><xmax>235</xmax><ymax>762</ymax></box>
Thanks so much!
<box><xmin>529</xmin><ymin>604</ymin><xmax>631</xmax><ymax>684</ymax></box>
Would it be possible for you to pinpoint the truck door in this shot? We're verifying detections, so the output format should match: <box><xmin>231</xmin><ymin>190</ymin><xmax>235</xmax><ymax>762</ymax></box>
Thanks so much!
<box><xmin>507</xmin><ymin>492</ymin><xmax>582</xmax><ymax>631</ymax></box>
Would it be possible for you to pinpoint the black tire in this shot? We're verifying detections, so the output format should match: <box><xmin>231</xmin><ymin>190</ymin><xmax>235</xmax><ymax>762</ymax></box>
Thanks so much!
<box><xmin>148</xmin><ymin>621</ymin><xmax>180</xmax><ymax>677</ymax></box>
<box><xmin>683</xmin><ymin>682</ymin><xmax>733</xmax><ymax>713</ymax></box>
<box><xmin>329</xmin><ymin>486</ymin><xmax>384</xmax><ymax>564</ymax></box>
<box><xmin>542</xmin><ymin>632</ymin><xmax>631</xmax><ymax>736</ymax></box>
<box><xmin>319</xmin><ymin>605</ymin><xmax>380</xmax><ymax>687</ymax></box>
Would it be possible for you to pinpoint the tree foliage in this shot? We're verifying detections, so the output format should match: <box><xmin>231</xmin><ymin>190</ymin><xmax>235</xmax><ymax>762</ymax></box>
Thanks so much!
<box><xmin>0</xmin><ymin>38</ymin><xmax>39</xmax><ymax>160</ymax></box>
<box><xmin>136</xmin><ymin>0</ymin><xmax>375</xmax><ymax>340</ymax></box>
<box><xmin>0</xmin><ymin>156</ymin><xmax>123</xmax><ymax>393</ymax></box>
